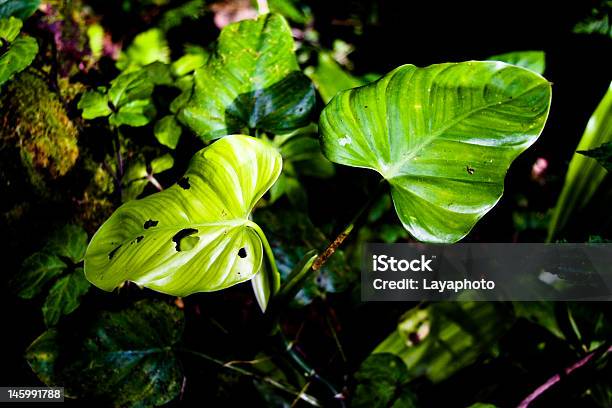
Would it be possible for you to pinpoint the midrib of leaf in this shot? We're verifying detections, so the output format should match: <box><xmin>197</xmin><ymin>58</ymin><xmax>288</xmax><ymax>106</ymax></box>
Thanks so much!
<box><xmin>113</xmin><ymin>218</ymin><xmax>250</xmax><ymax>246</ymax></box>
<box><xmin>381</xmin><ymin>81</ymin><xmax>548</xmax><ymax>180</ymax></box>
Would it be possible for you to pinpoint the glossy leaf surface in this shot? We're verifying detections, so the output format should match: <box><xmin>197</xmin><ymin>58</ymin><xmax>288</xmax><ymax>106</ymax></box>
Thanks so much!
<box><xmin>320</xmin><ymin>62</ymin><xmax>551</xmax><ymax>242</ymax></box>
<box><xmin>179</xmin><ymin>13</ymin><xmax>315</xmax><ymax>140</ymax></box>
<box><xmin>84</xmin><ymin>135</ymin><xmax>282</xmax><ymax>296</ymax></box>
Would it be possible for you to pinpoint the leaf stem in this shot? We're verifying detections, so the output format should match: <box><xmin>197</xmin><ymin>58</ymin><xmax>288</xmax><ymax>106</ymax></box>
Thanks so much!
<box><xmin>179</xmin><ymin>347</ymin><xmax>321</xmax><ymax>406</ymax></box>
<box><xmin>312</xmin><ymin>180</ymin><xmax>387</xmax><ymax>271</ymax></box>
<box><xmin>247</xmin><ymin>220</ymin><xmax>281</xmax><ymax>294</ymax></box>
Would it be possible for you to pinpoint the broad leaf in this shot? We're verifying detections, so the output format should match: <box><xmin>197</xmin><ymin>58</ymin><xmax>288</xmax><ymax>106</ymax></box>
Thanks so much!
<box><xmin>488</xmin><ymin>50</ymin><xmax>545</xmax><ymax>74</ymax></box>
<box><xmin>15</xmin><ymin>252</ymin><xmax>67</xmax><ymax>299</ymax></box>
<box><xmin>0</xmin><ymin>0</ymin><xmax>40</xmax><ymax>19</ymax></box>
<box><xmin>84</xmin><ymin>135</ymin><xmax>282</xmax><ymax>296</ymax></box>
<box><xmin>0</xmin><ymin>17</ymin><xmax>38</xmax><ymax>87</ymax></box>
<box><xmin>548</xmin><ymin>83</ymin><xmax>612</xmax><ymax>241</ymax></box>
<box><xmin>353</xmin><ymin>353</ymin><xmax>418</xmax><ymax>408</ymax></box>
<box><xmin>320</xmin><ymin>62</ymin><xmax>552</xmax><ymax>243</ymax></box>
<box><xmin>42</xmin><ymin>268</ymin><xmax>90</xmax><ymax>326</ymax></box>
<box><xmin>26</xmin><ymin>300</ymin><xmax>183</xmax><ymax>407</ymax></box>
<box><xmin>154</xmin><ymin>115</ymin><xmax>182</xmax><ymax>149</ymax></box>
<box><xmin>578</xmin><ymin>141</ymin><xmax>612</xmax><ymax>171</ymax></box>
<box><xmin>179</xmin><ymin>13</ymin><xmax>315</xmax><ymax>140</ymax></box>
<box><xmin>43</xmin><ymin>224</ymin><xmax>88</xmax><ymax>263</ymax></box>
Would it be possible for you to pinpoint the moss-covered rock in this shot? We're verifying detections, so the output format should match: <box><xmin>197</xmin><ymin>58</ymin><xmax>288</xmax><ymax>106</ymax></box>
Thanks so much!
<box><xmin>0</xmin><ymin>71</ymin><xmax>79</xmax><ymax>189</ymax></box>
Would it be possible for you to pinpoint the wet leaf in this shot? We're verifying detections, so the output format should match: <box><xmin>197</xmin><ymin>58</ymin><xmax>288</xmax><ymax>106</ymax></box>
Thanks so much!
<box><xmin>320</xmin><ymin>62</ymin><xmax>551</xmax><ymax>243</ymax></box>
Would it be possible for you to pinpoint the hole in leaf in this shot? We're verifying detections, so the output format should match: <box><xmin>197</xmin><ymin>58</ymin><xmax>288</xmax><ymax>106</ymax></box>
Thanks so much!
<box><xmin>238</xmin><ymin>247</ymin><xmax>247</xmax><ymax>258</ymax></box>
<box><xmin>178</xmin><ymin>177</ymin><xmax>190</xmax><ymax>190</ymax></box>
<box><xmin>108</xmin><ymin>244</ymin><xmax>122</xmax><ymax>260</ymax></box>
<box><xmin>172</xmin><ymin>228</ymin><xmax>199</xmax><ymax>251</ymax></box>
<box><xmin>136</xmin><ymin>236</ymin><xmax>144</xmax><ymax>243</ymax></box>
<box><xmin>143</xmin><ymin>219</ymin><xmax>159</xmax><ymax>229</ymax></box>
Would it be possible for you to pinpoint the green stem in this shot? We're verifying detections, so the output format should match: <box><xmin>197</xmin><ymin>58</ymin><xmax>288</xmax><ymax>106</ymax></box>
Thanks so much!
<box><xmin>247</xmin><ymin>220</ymin><xmax>281</xmax><ymax>294</ymax></box>
<box><xmin>179</xmin><ymin>348</ymin><xmax>321</xmax><ymax>406</ymax></box>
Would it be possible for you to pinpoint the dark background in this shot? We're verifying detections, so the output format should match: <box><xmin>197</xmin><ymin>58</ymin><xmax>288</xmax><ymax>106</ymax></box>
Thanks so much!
<box><xmin>1</xmin><ymin>1</ymin><xmax>610</xmax><ymax>407</ymax></box>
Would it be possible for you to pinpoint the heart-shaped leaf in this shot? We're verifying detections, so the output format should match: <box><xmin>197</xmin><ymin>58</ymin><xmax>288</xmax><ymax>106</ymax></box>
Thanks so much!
<box><xmin>84</xmin><ymin>135</ymin><xmax>282</xmax><ymax>296</ymax></box>
<box><xmin>0</xmin><ymin>17</ymin><xmax>38</xmax><ymax>87</ymax></box>
<box><xmin>320</xmin><ymin>62</ymin><xmax>551</xmax><ymax>242</ymax></box>
<box><xmin>178</xmin><ymin>13</ymin><xmax>315</xmax><ymax>140</ymax></box>
<box><xmin>26</xmin><ymin>300</ymin><xmax>183</xmax><ymax>407</ymax></box>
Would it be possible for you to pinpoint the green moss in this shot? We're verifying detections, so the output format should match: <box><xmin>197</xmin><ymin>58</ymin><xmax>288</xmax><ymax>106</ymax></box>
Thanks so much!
<box><xmin>0</xmin><ymin>71</ymin><xmax>79</xmax><ymax>186</ymax></box>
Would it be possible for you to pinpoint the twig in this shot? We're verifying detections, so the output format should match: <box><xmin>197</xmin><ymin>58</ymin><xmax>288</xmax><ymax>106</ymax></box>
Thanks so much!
<box><xmin>312</xmin><ymin>180</ymin><xmax>386</xmax><ymax>271</ymax></box>
<box><xmin>517</xmin><ymin>344</ymin><xmax>612</xmax><ymax>407</ymax></box>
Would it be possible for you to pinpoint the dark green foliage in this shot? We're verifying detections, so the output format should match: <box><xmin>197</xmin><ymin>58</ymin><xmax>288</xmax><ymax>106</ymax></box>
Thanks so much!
<box><xmin>26</xmin><ymin>300</ymin><xmax>184</xmax><ymax>407</ymax></box>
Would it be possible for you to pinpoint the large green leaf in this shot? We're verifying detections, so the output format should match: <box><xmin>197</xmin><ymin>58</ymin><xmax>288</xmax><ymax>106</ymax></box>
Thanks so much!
<box><xmin>0</xmin><ymin>0</ymin><xmax>40</xmax><ymax>19</ymax></box>
<box><xmin>42</xmin><ymin>268</ymin><xmax>90</xmax><ymax>326</ymax></box>
<box><xmin>26</xmin><ymin>300</ymin><xmax>183</xmax><ymax>407</ymax></box>
<box><xmin>487</xmin><ymin>50</ymin><xmax>545</xmax><ymax>74</ymax></box>
<box><xmin>84</xmin><ymin>135</ymin><xmax>282</xmax><ymax>296</ymax></box>
<box><xmin>320</xmin><ymin>62</ymin><xmax>551</xmax><ymax>243</ymax></box>
<box><xmin>0</xmin><ymin>17</ymin><xmax>38</xmax><ymax>87</ymax></box>
<box><xmin>178</xmin><ymin>13</ymin><xmax>315</xmax><ymax>140</ymax></box>
<box><xmin>548</xmin><ymin>83</ymin><xmax>612</xmax><ymax>241</ymax></box>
